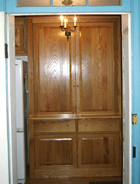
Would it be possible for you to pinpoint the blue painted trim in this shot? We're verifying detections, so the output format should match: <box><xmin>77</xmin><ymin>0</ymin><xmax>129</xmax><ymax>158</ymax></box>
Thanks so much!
<box><xmin>132</xmin><ymin>0</ymin><xmax>140</xmax><ymax>184</ymax></box>
<box><xmin>5</xmin><ymin>0</ymin><xmax>131</xmax><ymax>13</ymax></box>
<box><xmin>6</xmin><ymin>5</ymin><xmax>131</xmax><ymax>14</ymax></box>
<box><xmin>0</xmin><ymin>0</ymin><xmax>5</xmax><ymax>11</ymax></box>
<box><xmin>6</xmin><ymin>6</ymin><xmax>131</xmax><ymax>14</ymax></box>
<box><xmin>50</xmin><ymin>0</ymin><xmax>53</xmax><ymax>7</ymax></box>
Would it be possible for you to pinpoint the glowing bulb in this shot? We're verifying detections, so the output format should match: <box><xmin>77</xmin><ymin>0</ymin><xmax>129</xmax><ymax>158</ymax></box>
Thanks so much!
<box><xmin>64</xmin><ymin>18</ymin><xmax>67</xmax><ymax>28</ymax></box>
<box><xmin>74</xmin><ymin>16</ymin><xmax>77</xmax><ymax>27</ymax></box>
<box><xmin>60</xmin><ymin>15</ymin><xmax>64</xmax><ymax>26</ymax></box>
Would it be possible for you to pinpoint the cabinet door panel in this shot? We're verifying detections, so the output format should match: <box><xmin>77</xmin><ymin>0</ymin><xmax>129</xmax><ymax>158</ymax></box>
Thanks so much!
<box><xmin>78</xmin><ymin>134</ymin><xmax>121</xmax><ymax>175</ymax></box>
<box><xmin>33</xmin><ymin>24</ymin><xmax>76</xmax><ymax>117</ymax></box>
<box><xmin>76</xmin><ymin>21</ymin><xmax>121</xmax><ymax>116</ymax></box>
<box><xmin>15</xmin><ymin>17</ymin><xmax>27</xmax><ymax>56</ymax></box>
<box><xmin>35</xmin><ymin>134</ymin><xmax>76</xmax><ymax>169</ymax></box>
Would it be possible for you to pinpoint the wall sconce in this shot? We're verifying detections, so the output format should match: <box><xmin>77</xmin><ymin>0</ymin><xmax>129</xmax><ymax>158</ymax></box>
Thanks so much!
<box><xmin>62</xmin><ymin>0</ymin><xmax>73</xmax><ymax>6</ymax></box>
<box><xmin>60</xmin><ymin>15</ymin><xmax>77</xmax><ymax>41</ymax></box>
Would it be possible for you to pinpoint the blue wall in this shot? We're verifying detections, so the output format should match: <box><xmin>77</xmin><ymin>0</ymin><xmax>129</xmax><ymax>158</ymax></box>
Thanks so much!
<box><xmin>3</xmin><ymin>0</ymin><xmax>140</xmax><ymax>183</ymax></box>
<box><xmin>6</xmin><ymin>0</ymin><xmax>130</xmax><ymax>13</ymax></box>
<box><xmin>0</xmin><ymin>0</ymin><xmax>5</xmax><ymax>11</ymax></box>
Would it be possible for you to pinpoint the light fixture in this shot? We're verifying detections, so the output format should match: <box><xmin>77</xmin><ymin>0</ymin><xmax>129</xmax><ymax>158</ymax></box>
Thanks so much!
<box><xmin>60</xmin><ymin>15</ymin><xmax>77</xmax><ymax>41</ymax></box>
<box><xmin>62</xmin><ymin>0</ymin><xmax>73</xmax><ymax>6</ymax></box>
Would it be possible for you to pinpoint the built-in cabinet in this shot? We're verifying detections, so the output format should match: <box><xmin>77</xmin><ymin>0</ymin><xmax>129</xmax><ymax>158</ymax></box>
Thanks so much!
<box><xmin>15</xmin><ymin>17</ymin><xmax>27</xmax><ymax>56</ymax></box>
<box><xmin>27</xmin><ymin>15</ymin><xmax>122</xmax><ymax>181</ymax></box>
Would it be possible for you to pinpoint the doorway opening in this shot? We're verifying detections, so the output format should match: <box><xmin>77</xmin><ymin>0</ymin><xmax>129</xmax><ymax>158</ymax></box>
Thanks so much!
<box><xmin>6</xmin><ymin>13</ymin><xmax>132</xmax><ymax>184</ymax></box>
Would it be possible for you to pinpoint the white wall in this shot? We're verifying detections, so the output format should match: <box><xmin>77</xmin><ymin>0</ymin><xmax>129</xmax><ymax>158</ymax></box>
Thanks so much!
<box><xmin>0</xmin><ymin>12</ymin><xmax>9</xmax><ymax>184</ymax></box>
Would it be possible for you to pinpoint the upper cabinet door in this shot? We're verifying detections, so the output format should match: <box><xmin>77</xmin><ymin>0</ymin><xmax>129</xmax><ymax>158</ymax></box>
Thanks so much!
<box><xmin>76</xmin><ymin>17</ymin><xmax>121</xmax><ymax>117</ymax></box>
<box><xmin>28</xmin><ymin>16</ymin><xmax>121</xmax><ymax>118</ymax></box>
<box><xmin>15</xmin><ymin>17</ymin><xmax>27</xmax><ymax>56</ymax></box>
<box><xmin>29</xmin><ymin>21</ymin><xmax>76</xmax><ymax>118</ymax></box>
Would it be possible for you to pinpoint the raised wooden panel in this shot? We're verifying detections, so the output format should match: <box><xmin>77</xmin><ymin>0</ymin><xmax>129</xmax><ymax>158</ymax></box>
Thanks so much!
<box><xmin>33</xmin><ymin>24</ymin><xmax>76</xmax><ymax>117</ymax></box>
<box><xmin>89</xmin><ymin>0</ymin><xmax>120</xmax><ymax>6</ymax></box>
<box><xmin>17</xmin><ymin>0</ymin><xmax>50</xmax><ymax>7</ymax></box>
<box><xmin>35</xmin><ymin>134</ymin><xmax>76</xmax><ymax>170</ymax></box>
<box><xmin>78</xmin><ymin>118</ymin><xmax>121</xmax><ymax>132</ymax></box>
<box><xmin>53</xmin><ymin>0</ymin><xmax>86</xmax><ymax>6</ymax></box>
<box><xmin>15</xmin><ymin>17</ymin><xmax>27</xmax><ymax>56</ymax></box>
<box><xmin>34</xmin><ymin>119</ymin><xmax>76</xmax><ymax>133</ymax></box>
<box><xmin>78</xmin><ymin>134</ymin><xmax>121</xmax><ymax>175</ymax></box>
<box><xmin>76</xmin><ymin>20</ymin><xmax>121</xmax><ymax>116</ymax></box>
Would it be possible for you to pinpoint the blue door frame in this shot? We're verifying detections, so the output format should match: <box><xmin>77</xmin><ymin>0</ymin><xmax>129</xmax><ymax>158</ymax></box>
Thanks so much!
<box><xmin>131</xmin><ymin>1</ymin><xmax>140</xmax><ymax>184</ymax></box>
<box><xmin>0</xmin><ymin>0</ymin><xmax>140</xmax><ymax>184</ymax></box>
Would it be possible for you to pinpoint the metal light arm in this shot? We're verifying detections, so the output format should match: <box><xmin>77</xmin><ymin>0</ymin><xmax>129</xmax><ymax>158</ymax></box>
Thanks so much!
<box><xmin>60</xmin><ymin>25</ymin><xmax>77</xmax><ymax>41</ymax></box>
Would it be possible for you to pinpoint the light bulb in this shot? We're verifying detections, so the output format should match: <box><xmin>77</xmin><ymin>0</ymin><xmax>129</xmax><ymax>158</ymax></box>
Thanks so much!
<box><xmin>60</xmin><ymin>15</ymin><xmax>64</xmax><ymax>26</ymax></box>
<box><xmin>74</xmin><ymin>16</ymin><xmax>77</xmax><ymax>27</ymax></box>
<box><xmin>64</xmin><ymin>18</ymin><xmax>67</xmax><ymax>28</ymax></box>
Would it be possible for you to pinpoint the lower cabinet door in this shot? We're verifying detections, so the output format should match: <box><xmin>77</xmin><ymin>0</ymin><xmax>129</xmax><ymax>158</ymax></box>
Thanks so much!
<box><xmin>34</xmin><ymin>134</ymin><xmax>77</xmax><ymax>178</ymax></box>
<box><xmin>78</xmin><ymin>134</ymin><xmax>122</xmax><ymax>177</ymax></box>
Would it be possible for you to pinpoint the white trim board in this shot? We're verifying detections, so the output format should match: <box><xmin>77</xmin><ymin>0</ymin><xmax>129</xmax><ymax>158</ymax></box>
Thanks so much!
<box><xmin>7</xmin><ymin>15</ymin><xmax>18</xmax><ymax>184</ymax></box>
<box><xmin>0</xmin><ymin>12</ymin><xmax>9</xmax><ymax>184</ymax></box>
<box><xmin>6</xmin><ymin>13</ymin><xmax>132</xmax><ymax>184</ymax></box>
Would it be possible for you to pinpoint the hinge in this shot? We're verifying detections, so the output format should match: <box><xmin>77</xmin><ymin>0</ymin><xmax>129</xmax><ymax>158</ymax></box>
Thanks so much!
<box><xmin>133</xmin><ymin>146</ymin><xmax>136</xmax><ymax>158</ymax></box>
<box><xmin>5</xmin><ymin>43</ymin><xmax>8</xmax><ymax>58</ymax></box>
<box><xmin>132</xmin><ymin>114</ymin><xmax>138</xmax><ymax>125</ymax></box>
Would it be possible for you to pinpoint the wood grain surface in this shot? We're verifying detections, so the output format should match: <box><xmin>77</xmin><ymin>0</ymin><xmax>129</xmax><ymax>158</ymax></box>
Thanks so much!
<box><xmin>78</xmin><ymin>134</ymin><xmax>120</xmax><ymax>167</ymax></box>
<box><xmin>34</xmin><ymin>134</ymin><xmax>77</xmax><ymax>170</ymax></box>
<box><xmin>76</xmin><ymin>21</ymin><xmax>121</xmax><ymax>116</ymax></box>
<box><xmin>15</xmin><ymin>17</ymin><xmax>27</xmax><ymax>55</ymax></box>
<box><xmin>34</xmin><ymin>119</ymin><xmax>76</xmax><ymax>133</ymax></box>
<box><xmin>78</xmin><ymin>118</ymin><xmax>121</xmax><ymax>132</ymax></box>
<box><xmin>32</xmin><ymin>23</ymin><xmax>76</xmax><ymax>117</ymax></box>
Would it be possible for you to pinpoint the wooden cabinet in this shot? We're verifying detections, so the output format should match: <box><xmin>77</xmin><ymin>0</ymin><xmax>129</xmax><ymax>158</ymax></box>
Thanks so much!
<box><xmin>29</xmin><ymin>119</ymin><xmax>77</xmax><ymax>177</ymax></box>
<box><xmin>78</xmin><ymin>118</ymin><xmax>121</xmax><ymax>169</ymax></box>
<box><xmin>29</xmin><ymin>118</ymin><xmax>121</xmax><ymax>178</ymax></box>
<box><xmin>15</xmin><ymin>17</ymin><xmax>27</xmax><ymax>56</ymax></box>
<box><xmin>28</xmin><ymin>15</ymin><xmax>122</xmax><ymax>180</ymax></box>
